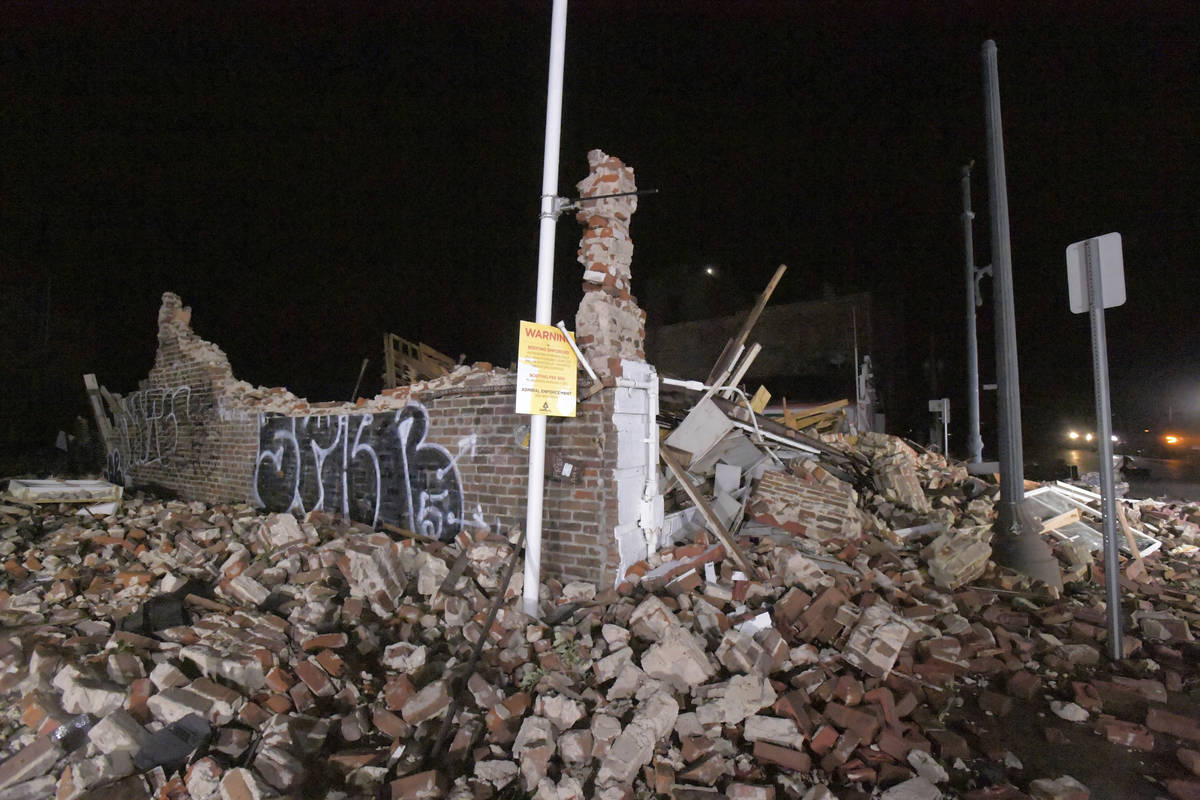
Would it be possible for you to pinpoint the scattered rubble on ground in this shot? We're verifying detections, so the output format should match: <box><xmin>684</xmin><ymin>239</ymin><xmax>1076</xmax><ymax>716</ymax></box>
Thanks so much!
<box><xmin>2</xmin><ymin>418</ymin><xmax>1200</xmax><ymax>800</ymax></box>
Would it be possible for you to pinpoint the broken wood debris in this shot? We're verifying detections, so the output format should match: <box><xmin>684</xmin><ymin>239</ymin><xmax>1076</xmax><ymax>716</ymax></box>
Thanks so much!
<box><xmin>381</xmin><ymin>334</ymin><xmax>457</xmax><ymax>389</ymax></box>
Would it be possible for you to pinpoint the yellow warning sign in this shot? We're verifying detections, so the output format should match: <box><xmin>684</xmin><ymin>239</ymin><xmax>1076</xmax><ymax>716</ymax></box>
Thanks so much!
<box><xmin>515</xmin><ymin>321</ymin><xmax>578</xmax><ymax>417</ymax></box>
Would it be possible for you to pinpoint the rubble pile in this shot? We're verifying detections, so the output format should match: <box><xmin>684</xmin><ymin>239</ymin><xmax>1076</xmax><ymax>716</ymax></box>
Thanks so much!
<box><xmin>1</xmin><ymin>432</ymin><xmax>1199</xmax><ymax>800</ymax></box>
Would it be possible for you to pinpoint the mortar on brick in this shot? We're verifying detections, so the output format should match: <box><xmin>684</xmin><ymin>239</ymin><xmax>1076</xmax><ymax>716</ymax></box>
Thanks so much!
<box><xmin>574</xmin><ymin>150</ymin><xmax>647</xmax><ymax>380</ymax></box>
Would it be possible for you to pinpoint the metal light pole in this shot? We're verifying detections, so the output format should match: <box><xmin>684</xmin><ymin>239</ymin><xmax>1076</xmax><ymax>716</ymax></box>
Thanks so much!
<box><xmin>961</xmin><ymin>164</ymin><xmax>984</xmax><ymax>464</ymax></box>
<box><xmin>522</xmin><ymin>0</ymin><xmax>568</xmax><ymax>618</ymax></box>
<box><xmin>981</xmin><ymin>40</ymin><xmax>1062</xmax><ymax>589</ymax></box>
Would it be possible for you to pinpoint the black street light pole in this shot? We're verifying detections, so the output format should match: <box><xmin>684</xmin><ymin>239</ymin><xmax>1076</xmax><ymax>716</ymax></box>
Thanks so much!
<box><xmin>982</xmin><ymin>40</ymin><xmax>1063</xmax><ymax>590</ymax></box>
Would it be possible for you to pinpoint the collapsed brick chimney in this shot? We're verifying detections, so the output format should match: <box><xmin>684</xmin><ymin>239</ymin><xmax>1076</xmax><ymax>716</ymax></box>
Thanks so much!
<box><xmin>574</xmin><ymin>149</ymin><xmax>646</xmax><ymax>380</ymax></box>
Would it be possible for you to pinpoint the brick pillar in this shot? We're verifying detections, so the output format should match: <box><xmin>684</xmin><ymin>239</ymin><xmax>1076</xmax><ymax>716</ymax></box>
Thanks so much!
<box><xmin>574</xmin><ymin>149</ymin><xmax>646</xmax><ymax>380</ymax></box>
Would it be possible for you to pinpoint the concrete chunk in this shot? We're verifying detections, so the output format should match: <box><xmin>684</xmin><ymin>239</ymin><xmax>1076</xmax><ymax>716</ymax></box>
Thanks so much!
<box><xmin>640</xmin><ymin>625</ymin><xmax>714</xmax><ymax>691</ymax></box>
<box><xmin>1029</xmin><ymin>775</ymin><xmax>1090</xmax><ymax>800</ymax></box>
<box><xmin>596</xmin><ymin>694</ymin><xmax>678</xmax><ymax>786</ymax></box>
<box><xmin>88</xmin><ymin>710</ymin><xmax>151</xmax><ymax>755</ymax></box>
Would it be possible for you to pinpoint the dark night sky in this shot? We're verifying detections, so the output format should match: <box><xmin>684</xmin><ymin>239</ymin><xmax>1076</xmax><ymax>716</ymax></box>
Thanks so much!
<box><xmin>3</xmin><ymin>1</ymin><xmax>1198</xmax><ymax>450</ymax></box>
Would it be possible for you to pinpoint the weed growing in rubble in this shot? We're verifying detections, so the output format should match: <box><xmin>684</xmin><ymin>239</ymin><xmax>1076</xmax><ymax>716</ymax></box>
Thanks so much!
<box><xmin>518</xmin><ymin>665</ymin><xmax>546</xmax><ymax>691</ymax></box>
<box><xmin>935</xmin><ymin>684</ymin><xmax>960</xmax><ymax>724</ymax></box>
<box><xmin>552</xmin><ymin>632</ymin><xmax>583</xmax><ymax>669</ymax></box>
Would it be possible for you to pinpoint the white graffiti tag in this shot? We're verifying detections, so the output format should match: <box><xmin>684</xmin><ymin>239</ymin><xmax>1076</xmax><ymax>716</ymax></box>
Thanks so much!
<box><xmin>115</xmin><ymin>387</ymin><xmax>191</xmax><ymax>467</ymax></box>
<box><xmin>251</xmin><ymin>402</ymin><xmax>467</xmax><ymax>541</ymax></box>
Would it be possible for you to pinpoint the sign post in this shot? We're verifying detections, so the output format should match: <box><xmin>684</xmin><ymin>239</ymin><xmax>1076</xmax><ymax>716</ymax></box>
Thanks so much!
<box><xmin>1066</xmin><ymin>231</ymin><xmax>1125</xmax><ymax>661</ymax></box>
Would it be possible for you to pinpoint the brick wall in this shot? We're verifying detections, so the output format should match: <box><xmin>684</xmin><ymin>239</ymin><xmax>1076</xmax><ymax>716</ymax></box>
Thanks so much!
<box><xmin>417</xmin><ymin>385</ymin><xmax>620</xmax><ymax>586</ymax></box>
<box><xmin>106</xmin><ymin>292</ymin><xmax>623</xmax><ymax>587</ymax></box>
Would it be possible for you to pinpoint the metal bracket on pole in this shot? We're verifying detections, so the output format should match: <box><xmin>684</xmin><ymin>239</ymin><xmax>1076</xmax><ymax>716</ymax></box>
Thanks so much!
<box><xmin>539</xmin><ymin>194</ymin><xmax>574</xmax><ymax>221</ymax></box>
<box><xmin>555</xmin><ymin>321</ymin><xmax>605</xmax><ymax>399</ymax></box>
<box><xmin>974</xmin><ymin>265</ymin><xmax>993</xmax><ymax>307</ymax></box>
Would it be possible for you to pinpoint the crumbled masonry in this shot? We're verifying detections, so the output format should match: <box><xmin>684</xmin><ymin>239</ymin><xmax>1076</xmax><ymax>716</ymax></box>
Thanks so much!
<box><xmin>2</xmin><ymin>431</ymin><xmax>1200</xmax><ymax>800</ymax></box>
<box><xmin>574</xmin><ymin>149</ymin><xmax>647</xmax><ymax>380</ymax></box>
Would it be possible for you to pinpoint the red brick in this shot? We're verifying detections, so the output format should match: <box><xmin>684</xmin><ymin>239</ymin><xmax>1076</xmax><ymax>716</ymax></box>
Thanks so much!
<box><xmin>1006</xmin><ymin>670</ymin><xmax>1042</xmax><ymax>700</ymax></box>
<box><xmin>1148</xmin><ymin>708</ymin><xmax>1200</xmax><ymax>743</ymax></box>
<box><xmin>824</xmin><ymin>702</ymin><xmax>880</xmax><ymax>744</ymax></box>
<box><xmin>1167</xmin><ymin>780</ymin><xmax>1200</xmax><ymax>800</ymax></box>
<box><xmin>752</xmin><ymin>740</ymin><xmax>811</xmax><ymax>772</ymax></box>
<box><xmin>979</xmin><ymin>690</ymin><xmax>1014</xmax><ymax>717</ymax></box>
<box><xmin>1101</xmin><ymin>719</ymin><xmax>1154</xmax><ymax>751</ymax></box>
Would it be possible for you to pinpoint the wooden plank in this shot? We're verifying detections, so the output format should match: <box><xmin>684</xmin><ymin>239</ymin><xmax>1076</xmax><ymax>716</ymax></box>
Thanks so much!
<box><xmin>787</xmin><ymin>398</ymin><xmax>849</xmax><ymax>418</ymax></box>
<box><xmin>749</xmin><ymin>386</ymin><xmax>771</xmax><ymax>414</ymax></box>
<box><xmin>381</xmin><ymin>522</ymin><xmax>440</xmax><ymax>545</ymax></box>
<box><xmin>770</xmin><ymin>399</ymin><xmax>850</xmax><ymax>431</ymax></box>
<box><xmin>1039</xmin><ymin>507</ymin><xmax>1081</xmax><ymax>533</ymax></box>
<box><xmin>790</xmin><ymin>410</ymin><xmax>843</xmax><ymax>431</ymax></box>
<box><xmin>660</xmin><ymin>448</ymin><xmax>761</xmax><ymax>579</ymax></box>
<box><xmin>1116</xmin><ymin>503</ymin><xmax>1146</xmax><ymax>570</ymax></box>
<box><xmin>780</xmin><ymin>399</ymin><xmax>799</xmax><ymax>431</ymax></box>
<box><xmin>438</xmin><ymin>548</ymin><xmax>472</xmax><ymax>597</ymax></box>
<box><xmin>82</xmin><ymin>374</ymin><xmax>115</xmax><ymax>444</ymax></box>
<box><xmin>717</xmin><ymin>342</ymin><xmax>762</xmax><ymax>401</ymax></box>
<box><xmin>705</xmin><ymin>264</ymin><xmax>787</xmax><ymax>386</ymax></box>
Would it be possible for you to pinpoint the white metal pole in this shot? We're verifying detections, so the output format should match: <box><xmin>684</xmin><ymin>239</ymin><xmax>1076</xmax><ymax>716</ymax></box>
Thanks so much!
<box><xmin>523</xmin><ymin>0</ymin><xmax>568</xmax><ymax>618</ymax></box>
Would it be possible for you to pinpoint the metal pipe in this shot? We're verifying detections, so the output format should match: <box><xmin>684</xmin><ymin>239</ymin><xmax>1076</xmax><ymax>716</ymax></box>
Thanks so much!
<box><xmin>522</xmin><ymin>0</ymin><xmax>568</xmax><ymax>619</ymax></box>
<box><xmin>1085</xmin><ymin>238</ymin><xmax>1123</xmax><ymax>660</ymax></box>
<box><xmin>961</xmin><ymin>164</ymin><xmax>983</xmax><ymax>463</ymax></box>
<box><xmin>555</xmin><ymin>320</ymin><xmax>600</xmax><ymax>385</ymax></box>
<box><xmin>982</xmin><ymin>39</ymin><xmax>1062</xmax><ymax>589</ymax></box>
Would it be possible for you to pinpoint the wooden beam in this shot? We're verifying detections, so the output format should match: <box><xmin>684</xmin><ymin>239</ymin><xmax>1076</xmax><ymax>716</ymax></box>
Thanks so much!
<box><xmin>1116</xmin><ymin>503</ymin><xmax>1146</xmax><ymax>568</ymax></box>
<box><xmin>1039</xmin><ymin>507</ymin><xmax>1080</xmax><ymax>533</ymax></box>
<box><xmin>718</xmin><ymin>342</ymin><xmax>763</xmax><ymax>401</ymax></box>
<box><xmin>660</xmin><ymin>448</ymin><xmax>761</xmax><ymax>579</ymax></box>
<box><xmin>784</xmin><ymin>398</ymin><xmax>849</xmax><ymax>418</ymax></box>
<box><xmin>780</xmin><ymin>399</ymin><xmax>799</xmax><ymax>431</ymax></box>
<box><xmin>82</xmin><ymin>374</ymin><xmax>115</xmax><ymax>447</ymax></box>
<box><xmin>705</xmin><ymin>264</ymin><xmax>787</xmax><ymax>386</ymax></box>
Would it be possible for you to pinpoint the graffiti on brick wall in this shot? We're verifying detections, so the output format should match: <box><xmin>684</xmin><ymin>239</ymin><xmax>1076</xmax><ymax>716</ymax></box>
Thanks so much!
<box><xmin>251</xmin><ymin>402</ymin><xmax>473</xmax><ymax>541</ymax></box>
<box><xmin>108</xmin><ymin>387</ymin><xmax>192</xmax><ymax>476</ymax></box>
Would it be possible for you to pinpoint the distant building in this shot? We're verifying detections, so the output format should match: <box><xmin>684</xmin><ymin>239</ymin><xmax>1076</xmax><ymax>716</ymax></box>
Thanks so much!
<box><xmin>646</xmin><ymin>292</ymin><xmax>896</xmax><ymax>430</ymax></box>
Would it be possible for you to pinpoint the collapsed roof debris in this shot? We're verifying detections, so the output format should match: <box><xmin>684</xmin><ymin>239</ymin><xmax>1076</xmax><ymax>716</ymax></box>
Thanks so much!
<box><xmin>2</xmin><ymin>421</ymin><xmax>1199</xmax><ymax>799</ymax></box>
